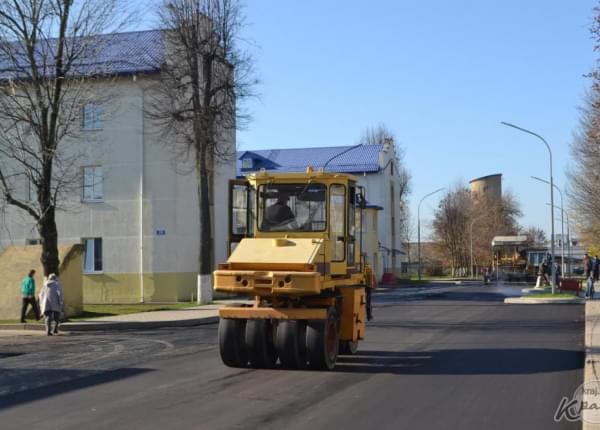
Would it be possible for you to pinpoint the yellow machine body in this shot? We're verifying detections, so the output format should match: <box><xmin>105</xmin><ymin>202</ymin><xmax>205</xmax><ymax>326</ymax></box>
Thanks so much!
<box><xmin>214</xmin><ymin>169</ymin><xmax>375</xmax><ymax>370</ymax></box>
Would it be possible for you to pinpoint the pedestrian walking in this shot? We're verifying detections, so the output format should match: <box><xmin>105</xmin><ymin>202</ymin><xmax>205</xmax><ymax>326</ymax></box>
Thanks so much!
<box><xmin>588</xmin><ymin>275</ymin><xmax>596</xmax><ymax>299</ymax></box>
<box><xmin>20</xmin><ymin>269</ymin><xmax>40</xmax><ymax>323</ymax></box>
<box><xmin>39</xmin><ymin>274</ymin><xmax>64</xmax><ymax>336</ymax></box>
<box><xmin>584</xmin><ymin>253</ymin><xmax>592</xmax><ymax>279</ymax></box>
<box><xmin>594</xmin><ymin>255</ymin><xmax>600</xmax><ymax>281</ymax></box>
<box><xmin>538</xmin><ymin>258</ymin><xmax>549</xmax><ymax>286</ymax></box>
<box><xmin>553</xmin><ymin>262</ymin><xmax>561</xmax><ymax>287</ymax></box>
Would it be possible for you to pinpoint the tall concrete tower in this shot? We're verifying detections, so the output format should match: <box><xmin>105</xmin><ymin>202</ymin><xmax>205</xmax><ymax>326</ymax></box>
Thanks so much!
<box><xmin>469</xmin><ymin>174</ymin><xmax>502</xmax><ymax>203</ymax></box>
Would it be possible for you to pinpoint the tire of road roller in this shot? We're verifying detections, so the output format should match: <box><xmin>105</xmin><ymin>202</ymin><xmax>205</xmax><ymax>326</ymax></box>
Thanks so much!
<box><xmin>306</xmin><ymin>308</ymin><xmax>339</xmax><ymax>370</ymax></box>
<box><xmin>218</xmin><ymin>318</ymin><xmax>248</xmax><ymax>368</ymax></box>
<box><xmin>245</xmin><ymin>319</ymin><xmax>278</xmax><ymax>368</ymax></box>
<box><xmin>338</xmin><ymin>340</ymin><xmax>359</xmax><ymax>355</ymax></box>
<box><xmin>276</xmin><ymin>320</ymin><xmax>308</xmax><ymax>369</ymax></box>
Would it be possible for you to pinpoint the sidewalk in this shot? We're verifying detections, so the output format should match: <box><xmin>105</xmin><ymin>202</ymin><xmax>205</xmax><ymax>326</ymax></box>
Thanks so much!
<box><xmin>584</xmin><ymin>301</ymin><xmax>600</xmax><ymax>429</ymax></box>
<box><xmin>0</xmin><ymin>283</ymin><xmax>468</xmax><ymax>334</ymax></box>
<box><xmin>0</xmin><ymin>300</ymin><xmax>251</xmax><ymax>333</ymax></box>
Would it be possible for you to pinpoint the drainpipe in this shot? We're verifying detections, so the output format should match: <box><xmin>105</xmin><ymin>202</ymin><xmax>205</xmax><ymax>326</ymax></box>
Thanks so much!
<box><xmin>137</xmin><ymin>77</ymin><xmax>145</xmax><ymax>303</ymax></box>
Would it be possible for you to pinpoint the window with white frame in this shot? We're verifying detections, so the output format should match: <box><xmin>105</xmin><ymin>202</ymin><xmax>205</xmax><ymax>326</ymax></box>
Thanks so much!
<box><xmin>83</xmin><ymin>238</ymin><xmax>103</xmax><ymax>273</ymax></box>
<box><xmin>28</xmin><ymin>180</ymin><xmax>37</xmax><ymax>202</ymax></box>
<box><xmin>82</xmin><ymin>166</ymin><xmax>103</xmax><ymax>201</ymax></box>
<box><xmin>81</xmin><ymin>103</ymin><xmax>103</xmax><ymax>130</ymax></box>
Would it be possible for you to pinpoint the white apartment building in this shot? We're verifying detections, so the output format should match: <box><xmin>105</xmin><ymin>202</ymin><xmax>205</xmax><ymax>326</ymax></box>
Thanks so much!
<box><xmin>0</xmin><ymin>30</ymin><xmax>235</xmax><ymax>303</ymax></box>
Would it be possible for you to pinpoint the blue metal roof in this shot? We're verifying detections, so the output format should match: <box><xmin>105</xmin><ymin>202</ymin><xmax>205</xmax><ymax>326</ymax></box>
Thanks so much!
<box><xmin>0</xmin><ymin>29</ymin><xmax>164</xmax><ymax>80</ymax></box>
<box><xmin>237</xmin><ymin>144</ymin><xmax>383</xmax><ymax>176</ymax></box>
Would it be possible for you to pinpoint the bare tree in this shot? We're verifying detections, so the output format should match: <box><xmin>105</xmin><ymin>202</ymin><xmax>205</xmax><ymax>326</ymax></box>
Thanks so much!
<box><xmin>568</xmin><ymin>90</ymin><xmax>600</xmax><ymax>246</ymax></box>
<box><xmin>148</xmin><ymin>0</ymin><xmax>256</xmax><ymax>301</ymax></box>
<box><xmin>432</xmin><ymin>184</ymin><xmax>471</xmax><ymax>276</ymax></box>
<box><xmin>358</xmin><ymin>123</ymin><xmax>411</xmax><ymax>202</ymax></box>
<box><xmin>567</xmin><ymin>4</ymin><xmax>600</xmax><ymax>248</ymax></box>
<box><xmin>433</xmin><ymin>183</ymin><xmax>522</xmax><ymax>276</ymax></box>
<box><xmin>521</xmin><ymin>226</ymin><xmax>547</xmax><ymax>248</ymax></box>
<box><xmin>0</xmin><ymin>0</ymin><xmax>132</xmax><ymax>275</ymax></box>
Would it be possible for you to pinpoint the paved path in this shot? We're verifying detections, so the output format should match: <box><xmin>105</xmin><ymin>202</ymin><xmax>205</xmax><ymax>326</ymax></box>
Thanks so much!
<box><xmin>0</xmin><ymin>283</ymin><xmax>584</xmax><ymax>430</ymax></box>
<box><xmin>2</xmin><ymin>284</ymin><xmax>470</xmax><ymax>332</ymax></box>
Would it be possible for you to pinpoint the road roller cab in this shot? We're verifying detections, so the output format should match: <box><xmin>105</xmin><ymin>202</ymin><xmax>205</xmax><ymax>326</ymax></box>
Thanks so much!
<box><xmin>214</xmin><ymin>168</ymin><xmax>375</xmax><ymax>370</ymax></box>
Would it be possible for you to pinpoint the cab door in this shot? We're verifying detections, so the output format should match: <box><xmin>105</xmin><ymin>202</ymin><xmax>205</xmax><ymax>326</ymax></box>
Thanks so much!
<box><xmin>228</xmin><ymin>180</ymin><xmax>253</xmax><ymax>255</ymax></box>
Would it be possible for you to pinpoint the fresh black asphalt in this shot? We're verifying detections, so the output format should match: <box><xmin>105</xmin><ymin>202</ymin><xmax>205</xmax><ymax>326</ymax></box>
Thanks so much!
<box><xmin>0</xmin><ymin>283</ymin><xmax>585</xmax><ymax>429</ymax></box>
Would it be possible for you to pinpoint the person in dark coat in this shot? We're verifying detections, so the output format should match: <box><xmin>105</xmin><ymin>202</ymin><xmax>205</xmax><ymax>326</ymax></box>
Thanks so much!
<box><xmin>264</xmin><ymin>194</ymin><xmax>295</xmax><ymax>227</ymax></box>
<box><xmin>584</xmin><ymin>254</ymin><xmax>592</xmax><ymax>279</ymax></box>
<box><xmin>594</xmin><ymin>256</ymin><xmax>600</xmax><ymax>281</ymax></box>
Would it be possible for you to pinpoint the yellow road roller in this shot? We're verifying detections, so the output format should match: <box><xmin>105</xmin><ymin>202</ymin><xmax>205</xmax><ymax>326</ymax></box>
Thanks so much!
<box><xmin>214</xmin><ymin>168</ymin><xmax>376</xmax><ymax>370</ymax></box>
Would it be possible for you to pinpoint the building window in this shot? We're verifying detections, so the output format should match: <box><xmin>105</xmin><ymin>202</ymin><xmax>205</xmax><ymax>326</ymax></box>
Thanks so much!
<box><xmin>83</xmin><ymin>238</ymin><xmax>103</xmax><ymax>273</ymax></box>
<box><xmin>241</xmin><ymin>158</ymin><xmax>253</xmax><ymax>170</ymax></box>
<box><xmin>26</xmin><ymin>177</ymin><xmax>37</xmax><ymax>202</ymax></box>
<box><xmin>83</xmin><ymin>166</ymin><xmax>103</xmax><ymax>201</ymax></box>
<box><xmin>81</xmin><ymin>103</ymin><xmax>103</xmax><ymax>130</ymax></box>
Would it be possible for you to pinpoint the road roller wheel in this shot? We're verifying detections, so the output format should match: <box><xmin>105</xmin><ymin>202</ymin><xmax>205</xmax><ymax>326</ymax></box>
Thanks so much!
<box><xmin>245</xmin><ymin>319</ymin><xmax>277</xmax><ymax>368</ymax></box>
<box><xmin>306</xmin><ymin>308</ymin><xmax>339</xmax><ymax>370</ymax></box>
<box><xmin>276</xmin><ymin>320</ymin><xmax>308</xmax><ymax>369</ymax></box>
<box><xmin>218</xmin><ymin>318</ymin><xmax>248</xmax><ymax>368</ymax></box>
<box><xmin>339</xmin><ymin>340</ymin><xmax>359</xmax><ymax>355</ymax></box>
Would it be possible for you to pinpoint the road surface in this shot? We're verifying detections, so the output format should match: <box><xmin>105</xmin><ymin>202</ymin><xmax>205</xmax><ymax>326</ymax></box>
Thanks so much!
<box><xmin>0</xmin><ymin>283</ymin><xmax>584</xmax><ymax>429</ymax></box>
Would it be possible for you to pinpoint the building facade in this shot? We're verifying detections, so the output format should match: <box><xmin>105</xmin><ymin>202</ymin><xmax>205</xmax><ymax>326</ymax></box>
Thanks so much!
<box><xmin>237</xmin><ymin>142</ymin><xmax>406</xmax><ymax>279</ymax></box>
<box><xmin>0</xmin><ymin>30</ymin><xmax>235</xmax><ymax>303</ymax></box>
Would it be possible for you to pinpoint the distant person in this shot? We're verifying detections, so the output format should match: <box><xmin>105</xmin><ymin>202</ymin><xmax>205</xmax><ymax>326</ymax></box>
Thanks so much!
<box><xmin>264</xmin><ymin>193</ymin><xmax>295</xmax><ymax>227</ymax></box>
<box><xmin>538</xmin><ymin>258</ymin><xmax>549</xmax><ymax>286</ymax></box>
<box><xmin>39</xmin><ymin>274</ymin><xmax>64</xmax><ymax>336</ymax></box>
<box><xmin>20</xmin><ymin>269</ymin><xmax>40</xmax><ymax>323</ymax></box>
<box><xmin>553</xmin><ymin>262</ymin><xmax>561</xmax><ymax>287</ymax></box>
<box><xmin>587</xmin><ymin>274</ymin><xmax>596</xmax><ymax>299</ymax></box>
<box><xmin>594</xmin><ymin>256</ymin><xmax>600</xmax><ymax>281</ymax></box>
<box><xmin>584</xmin><ymin>253</ymin><xmax>592</xmax><ymax>279</ymax></box>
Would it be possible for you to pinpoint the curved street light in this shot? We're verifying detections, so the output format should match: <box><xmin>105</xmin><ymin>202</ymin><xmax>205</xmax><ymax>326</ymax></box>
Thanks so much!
<box><xmin>532</xmin><ymin>176</ymin><xmax>565</xmax><ymax>276</ymax></box>
<box><xmin>418</xmin><ymin>187</ymin><xmax>444</xmax><ymax>281</ymax></box>
<box><xmin>501</xmin><ymin>122</ymin><xmax>556</xmax><ymax>294</ymax></box>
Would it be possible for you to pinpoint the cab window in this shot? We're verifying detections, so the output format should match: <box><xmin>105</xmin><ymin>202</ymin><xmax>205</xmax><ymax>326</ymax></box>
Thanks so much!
<box><xmin>258</xmin><ymin>183</ymin><xmax>326</xmax><ymax>232</ymax></box>
<box><xmin>330</xmin><ymin>184</ymin><xmax>346</xmax><ymax>261</ymax></box>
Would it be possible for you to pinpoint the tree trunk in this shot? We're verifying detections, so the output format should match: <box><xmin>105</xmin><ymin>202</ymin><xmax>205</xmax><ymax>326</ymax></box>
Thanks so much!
<box><xmin>38</xmin><ymin>205</ymin><xmax>59</xmax><ymax>276</ymax></box>
<box><xmin>197</xmin><ymin>146</ymin><xmax>212</xmax><ymax>276</ymax></box>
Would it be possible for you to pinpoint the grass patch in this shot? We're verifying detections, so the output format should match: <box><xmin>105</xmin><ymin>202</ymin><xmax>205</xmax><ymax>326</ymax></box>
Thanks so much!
<box><xmin>0</xmin><ymin>319</ymin><xmax>23</xmax><ymax>324</ymax></box>
<box><xmin>531</xmin><ymin>293</ymin><xmax>580</xmax><ymax>298</ymax></box>
<box><xmin>68</xmin><ymin>303</ymin><xmax>200</xmax><ymax>320</ymax></box>
<box><xmin>396</xmin><ymin>278</ymin><xmax>431</xmax><ymax>285</ymax></box>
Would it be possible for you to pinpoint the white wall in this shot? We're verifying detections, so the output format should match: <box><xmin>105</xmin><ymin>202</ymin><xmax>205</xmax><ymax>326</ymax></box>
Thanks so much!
<box><xmin>355</xmin><ymin>143</ymin><xmax>405</xmax><ymax>278</ymax></box>
<box><xmin>0</xmin><ymin>76</ymin><xmax>235</xmax><ymax>281</ymax></box>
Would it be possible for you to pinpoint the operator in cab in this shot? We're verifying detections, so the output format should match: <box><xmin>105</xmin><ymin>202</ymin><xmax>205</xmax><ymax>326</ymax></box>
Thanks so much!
<box><xmin>264</xmin><ymin>193</ymin><xmax>295</xmax><ymax>228</ymax></box>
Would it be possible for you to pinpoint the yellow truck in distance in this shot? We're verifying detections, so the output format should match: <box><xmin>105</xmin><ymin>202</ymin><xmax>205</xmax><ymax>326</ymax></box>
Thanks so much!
<box><xmin>214</xmin><ymin>168</ymin><xmax>375</xmax><ymax>370</ymax></box>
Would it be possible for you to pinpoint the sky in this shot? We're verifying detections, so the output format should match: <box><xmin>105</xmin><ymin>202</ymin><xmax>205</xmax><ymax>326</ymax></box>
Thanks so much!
<box><xmin>144</xmin><ymin>1</ymin><xmax>598</xmax><ymax>240</ymax></box>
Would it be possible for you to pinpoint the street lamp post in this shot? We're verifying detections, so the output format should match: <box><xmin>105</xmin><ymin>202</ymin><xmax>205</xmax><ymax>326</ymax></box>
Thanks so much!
<box><xmin>566</xmin><ymin>212</ymin><xmax>571</xmax><ymax>276</ymax></box>
<box><xmin>470</xmin><ymin>217</ymin><xmax>481</xmax><ymax>279</ymax></box>
<box><xmin>418</xmin><ymin>187</ymin><xmax>444</xmax><ymax>281</ymax></box>
<box><xmin>548</xmin><ymin>205</ymin><xmax>572</xmax><ymax>277</ymax></box>
<box><xmin>533</xmin><ymin>176</ymin><xmax>565</xmax><ymax>276</ymax></box>
<box><xmin>502</xmin><ymin>122</ymin><xmax>556</xmax><ymax>294</ymax></box>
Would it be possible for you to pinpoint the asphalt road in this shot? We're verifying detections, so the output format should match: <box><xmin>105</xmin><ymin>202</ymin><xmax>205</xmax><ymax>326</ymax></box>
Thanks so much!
<box><xmin>0</xmin><ymin>283</ymin><xmax>584</xmax><ymax>430</ymax></box>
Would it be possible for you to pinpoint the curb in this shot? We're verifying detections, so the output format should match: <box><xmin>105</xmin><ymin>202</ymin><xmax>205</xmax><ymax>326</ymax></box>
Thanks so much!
<box><xmin>0</xmin><ymin>316</ymin><xmax>219</xmax><ymax>332</ymax></box>
<box><xmin>504</xmin><ymin>297</ymin><xmax>585</xmax><ymax>304</ymax></box>
<box><xmin>584</xmin><ymin>302</ymin><xmax>600</xmax><ymax>429</ymax></box>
